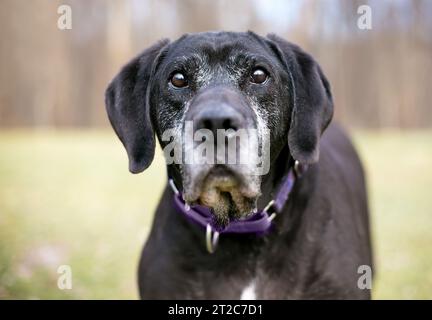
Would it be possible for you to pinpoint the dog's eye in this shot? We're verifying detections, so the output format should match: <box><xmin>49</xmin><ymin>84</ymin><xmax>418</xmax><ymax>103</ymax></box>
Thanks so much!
<box><xmin>170</xmin><ymin>72</ymin><xmax>188</xmax><ymax>88</ymax></box>
<box><xmin>250</xmin><ymin>68</ymin><xmax>268</xmax><ymax>84</ymax></box>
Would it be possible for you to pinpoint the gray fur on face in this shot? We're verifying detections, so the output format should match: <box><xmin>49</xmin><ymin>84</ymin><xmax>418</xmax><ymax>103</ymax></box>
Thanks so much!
<box><xmin>151</xmin><ymin>35</ymin><xmax>290</xmax><ymax>228</ymax></box>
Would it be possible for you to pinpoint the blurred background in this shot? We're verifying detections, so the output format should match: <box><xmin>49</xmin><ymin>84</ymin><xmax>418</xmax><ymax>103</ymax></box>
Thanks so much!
<box><xmin>0</xmin><ymin>0</ymin><xmax>431</xmax><ymax>299</ymax></box>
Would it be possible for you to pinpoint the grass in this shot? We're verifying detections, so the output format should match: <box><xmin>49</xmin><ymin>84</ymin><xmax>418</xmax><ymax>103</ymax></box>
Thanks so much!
<box><xmin>353</xmin><ymin>130</ymin><xmax>432</xmax><ymax>299</ymax></box>
<box><xmin>0</xmin><ymin>129</ymin><xmax>431</xmax><ymax>299</ymax></box>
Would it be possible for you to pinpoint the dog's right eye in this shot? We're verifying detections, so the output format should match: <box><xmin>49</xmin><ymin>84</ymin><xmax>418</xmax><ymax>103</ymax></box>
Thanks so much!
<box><xmin>170</xmin><ymin>72</ymin><xmax>188</xmax><ymax>88</ymax></box>
<box><xmin>250</xmin><ymin>68</ymin><xmax>268</xmax><ymax>84</ymax></box>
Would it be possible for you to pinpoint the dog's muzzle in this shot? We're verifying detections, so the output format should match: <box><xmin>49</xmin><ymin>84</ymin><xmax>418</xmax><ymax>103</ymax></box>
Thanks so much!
<box><xmin>180</xmin><ymin>86</ymin><xmax>262</xmax><ymax>228</ymax></box>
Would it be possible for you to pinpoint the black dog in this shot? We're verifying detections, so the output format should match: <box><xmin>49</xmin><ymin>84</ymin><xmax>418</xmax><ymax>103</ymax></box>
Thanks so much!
<box><xmin>105</xmin><ymin>31</ymin><xmax>373</xmax><ymax>299</ymax></box>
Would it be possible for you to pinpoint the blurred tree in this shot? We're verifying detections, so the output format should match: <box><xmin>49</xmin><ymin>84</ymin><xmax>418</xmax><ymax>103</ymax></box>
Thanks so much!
<box><xmin>0</xmin><ymin>0</ymin><xmax>431</xmax><ymax>128</ymax></box>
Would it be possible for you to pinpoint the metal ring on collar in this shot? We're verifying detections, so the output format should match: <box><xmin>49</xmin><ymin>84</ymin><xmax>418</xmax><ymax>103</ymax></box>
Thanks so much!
<box><xmin>206</xmin><ymin>224</ymin><xmax>220</xmax><ymax>254</ymax></box>
<box><xmin>168</xmin><ymin>179</ymin><xmax>179</xmax><ymax>195</ymax></box>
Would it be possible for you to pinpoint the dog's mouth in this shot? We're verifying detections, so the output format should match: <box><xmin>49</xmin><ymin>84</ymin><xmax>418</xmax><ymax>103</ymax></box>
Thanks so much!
<box><xmin>185</xmin><ymin>166</ymin><xmax>260</xmax><ymax>229</ymax></box>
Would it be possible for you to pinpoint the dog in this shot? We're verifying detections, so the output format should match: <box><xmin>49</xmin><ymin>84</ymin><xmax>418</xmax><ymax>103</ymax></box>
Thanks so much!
<box><xmin>105</xmin><ymin>31</ymin><xmax>373</xmax><ymax>299</ymax></box>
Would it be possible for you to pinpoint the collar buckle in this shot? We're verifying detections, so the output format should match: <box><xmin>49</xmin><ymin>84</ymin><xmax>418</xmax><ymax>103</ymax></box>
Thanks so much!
<box><xmin>169</xmin><ymin>160</ymin><xmax>305</xmax><ymax>254</ymax></box>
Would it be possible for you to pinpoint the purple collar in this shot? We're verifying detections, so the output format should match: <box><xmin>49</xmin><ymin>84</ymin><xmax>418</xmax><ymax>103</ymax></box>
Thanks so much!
<box><xmin>170</xmin><ymin>160</ymin><xmax>307</xmax><ymax>253</ymax></box>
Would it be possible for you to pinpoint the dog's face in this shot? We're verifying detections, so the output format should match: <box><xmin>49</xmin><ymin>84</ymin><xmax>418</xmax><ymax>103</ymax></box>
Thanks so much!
<box><xmin>106</xmin><ymin>32</ymin><xmax>333</xmax><ymax>228</ymax></box>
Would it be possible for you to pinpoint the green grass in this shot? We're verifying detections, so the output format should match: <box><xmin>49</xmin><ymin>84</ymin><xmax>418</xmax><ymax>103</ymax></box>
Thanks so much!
<box><xmin>0</xmin><ymin>129</ymin><xmax>431</xmax><ymax>299</ymax></box>
<box><xmin>353</xmin><ymin>130</ymin><xmax>432</xmax><ymax>299</ymax></box>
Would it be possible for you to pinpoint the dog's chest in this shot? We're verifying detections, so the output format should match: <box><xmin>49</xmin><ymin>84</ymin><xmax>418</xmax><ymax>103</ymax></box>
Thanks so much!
<box><xmin>240</xmin><ymin>280</ymin><xmax>257</xmax><ymax>300</ymax></box>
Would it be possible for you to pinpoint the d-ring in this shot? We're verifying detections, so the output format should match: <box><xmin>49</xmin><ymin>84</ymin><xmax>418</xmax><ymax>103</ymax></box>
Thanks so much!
<box><xmin>263</xmin><ymin>200</ymin><xmax>275</xmax><ymax>213</ymax></box>
<box><xmin>168</xmin><ymin>179</ymin><xmax>179</xmax><ymax>195</ymax></box>
<box><xmin>263</xmin><ymin>200</ymin><xmax>276</xmax><ymax>222</ymax></box>
<box><xmin>206</xmin><ymin>224</ymin><xmax>219</xmax><ymax>254</ymax></box>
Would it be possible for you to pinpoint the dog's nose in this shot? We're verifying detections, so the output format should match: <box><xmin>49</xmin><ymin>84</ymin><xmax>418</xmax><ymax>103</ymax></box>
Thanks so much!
<box><xmin>195</xmin><ymin>106</ymin><xmax>243</xmax><ymax>136</ymax></box>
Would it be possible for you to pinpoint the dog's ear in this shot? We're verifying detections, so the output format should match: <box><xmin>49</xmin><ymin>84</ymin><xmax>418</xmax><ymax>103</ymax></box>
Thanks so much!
<box><xmin>105</xmin><ymin>39</ymin><xmax>169</xmax><ymax>173</ymax></box>
<box><xmin>266</xmin><ymin>34</ymin><xmax>333</xmax><ymax>164</ymax></box>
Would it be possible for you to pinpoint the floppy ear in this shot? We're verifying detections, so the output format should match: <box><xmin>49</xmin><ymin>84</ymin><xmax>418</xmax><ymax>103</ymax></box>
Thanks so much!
<box><xmin>266</xmin><ymin>34</ymin><xmax>333</xmax><ymax>164</ymax></box>
<box><xmin>105</xmin><ymin>39</ymin><xmax>169</xmax><ymax>173</ymax></box>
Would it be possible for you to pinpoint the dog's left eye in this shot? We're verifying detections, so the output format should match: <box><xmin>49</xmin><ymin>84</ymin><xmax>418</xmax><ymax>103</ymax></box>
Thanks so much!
<box><xmin>250</xmin><ymin>68</ymin><xmax>268</xmax><ymax>84</ymax></box>
<box><xmin>170</xmin><ymin>72</ymin><xmax>188</xmax><ymax>88</ymax></box>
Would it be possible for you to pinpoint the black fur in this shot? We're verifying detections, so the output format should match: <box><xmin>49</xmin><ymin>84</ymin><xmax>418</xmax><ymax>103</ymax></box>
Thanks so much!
<box><xmin>105</xmin><ymin>32</ymin><xmax>373</xmax><ymax>299</ymax></box>
<box><xmin>105</xmin><ymin>39</ymin><xmax>169</xmax><ymax>173</ymax></box>
<box><xmin>266</xmin><ymin>34</ymin><xmax>334</xmax><ymax>164</ymax></box>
